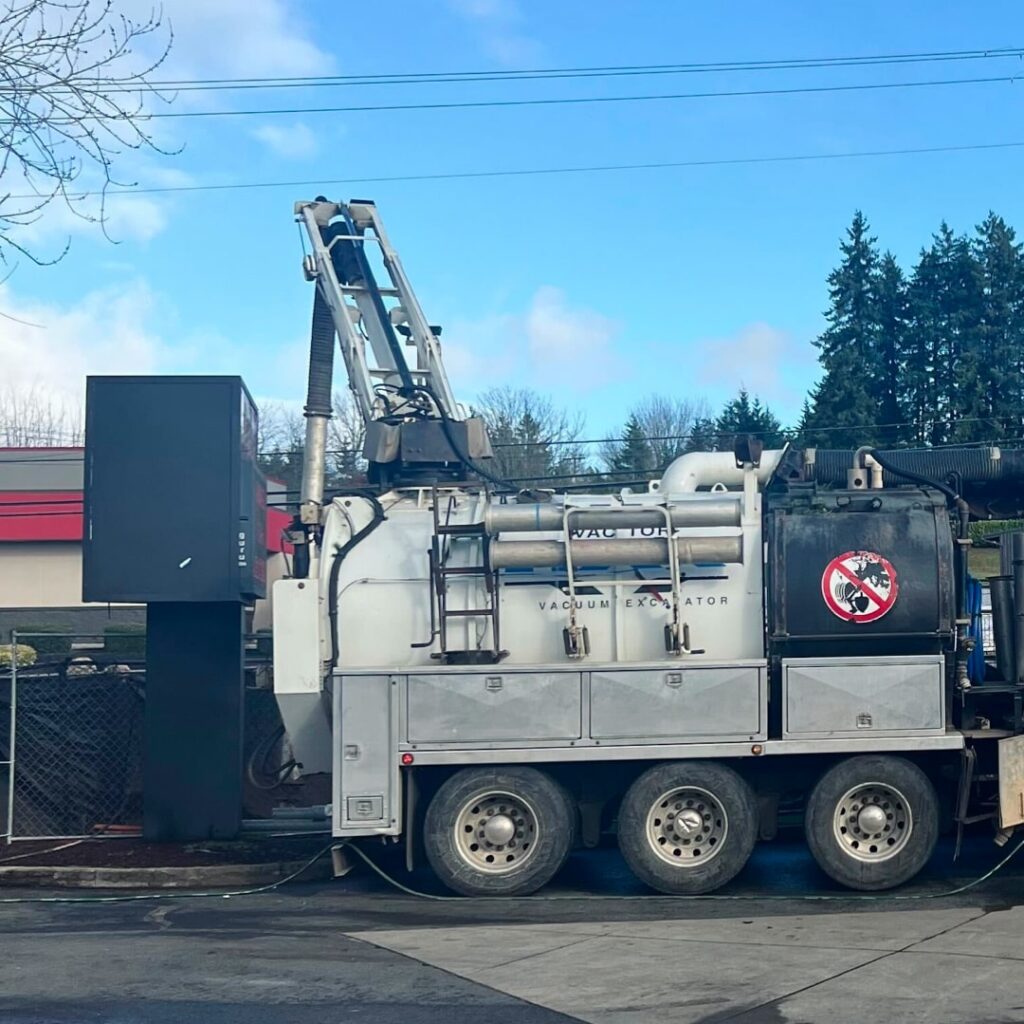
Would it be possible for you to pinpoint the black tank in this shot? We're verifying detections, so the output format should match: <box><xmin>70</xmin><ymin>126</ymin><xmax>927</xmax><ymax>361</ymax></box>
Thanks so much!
<box><xmin>766</xmin><ymin>487</ymin><xmax>955</xmax><ymax>659</ymax></box>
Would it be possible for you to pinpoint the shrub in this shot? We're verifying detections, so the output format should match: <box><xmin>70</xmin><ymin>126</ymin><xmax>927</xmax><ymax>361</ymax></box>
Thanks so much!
<box><xmin>0</xmin><ymin>644</ymin><xmax>37</xmax><ymax>668</ymax></box>
<box><xmin>12</xmin><ymin>625</ymin><xmax>71</xmax><ymax>656</ymax></box>
<box><xmin>104</xmin><ymin>624</ymin><xmax>146</xmax><ymax>658</ymax></box>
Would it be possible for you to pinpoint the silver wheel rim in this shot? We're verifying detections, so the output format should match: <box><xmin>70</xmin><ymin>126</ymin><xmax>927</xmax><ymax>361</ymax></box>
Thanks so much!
<box><xmin>645</xmin><ymin>785</ymin><xmax>728</xmax><ymax>867</ymax></box>
<box><xmin>832</xmin><ymin>781</ymin><xmax>913</xmax><ymax>862</ymax></box>
<box><xmin>453</xmin><ymin>789</ymin><xmax>539</xmax><ymax>875</ymax></box>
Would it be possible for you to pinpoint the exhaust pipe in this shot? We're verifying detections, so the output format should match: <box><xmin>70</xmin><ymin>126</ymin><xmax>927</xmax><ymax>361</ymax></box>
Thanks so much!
<box><xmin>991</xmin><ymin>575</ymin><xmax>1016</xmax><ymax>683</ymax></box>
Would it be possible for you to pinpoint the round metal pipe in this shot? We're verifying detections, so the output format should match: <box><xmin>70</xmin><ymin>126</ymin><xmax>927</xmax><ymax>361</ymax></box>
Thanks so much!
<box><xmin>659</xmin><ymin>450</ymin><xmax>785</xmax><ymax>493</ymax></box>
<box><xmin>489</xmin><ymin>535</ymin><xmax>743</xmax><ymax>569</ymax></box>
<box><xmin>484</xmin><ymin>497</ymin><xmax>741</xmax><ymax>535</ymax></box>
<box><xmin>991</xmin><ymin>575</ymin><xmax>1016</xmax><ymax>683</ymax></box>
<box><xmin>1012</xmin><ymin>532</ymin><xmax>1024</xmax><ymax>683</ymax></box>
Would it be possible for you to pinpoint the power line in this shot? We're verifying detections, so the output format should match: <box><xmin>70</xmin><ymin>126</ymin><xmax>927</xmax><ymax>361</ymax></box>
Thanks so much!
<box><xmin>87</xmin><ymin>72</ymin><xmax>1020</xmax><ymax>121</ymax></box>
<box><xmin>23</xmin><ymin>46</ymin><xmax>1024</xmax><ymax>94</ymax></box>
<box><xmin>11</xmin><ymin>139</ymin><xmax>1024</xmax><ymax>203</ymax></box>
<box><xmin>9</xmin><ymin>417</ymin><xmax>1024</xmax><ymax>467</ymax></box>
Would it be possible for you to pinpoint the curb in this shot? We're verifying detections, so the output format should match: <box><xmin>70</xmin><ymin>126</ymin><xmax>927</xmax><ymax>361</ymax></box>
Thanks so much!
<box><xmin>0</xmin><ymin>857</ymin><xmax>333</xmax><ymax>890</ymax></box>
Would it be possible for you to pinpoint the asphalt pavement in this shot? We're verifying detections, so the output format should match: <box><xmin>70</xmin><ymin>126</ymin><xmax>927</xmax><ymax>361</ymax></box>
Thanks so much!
<box><xmin>2</xmin><ymin>837</ymin><xmax>1024</xmax><ymax>1023</ymax></box>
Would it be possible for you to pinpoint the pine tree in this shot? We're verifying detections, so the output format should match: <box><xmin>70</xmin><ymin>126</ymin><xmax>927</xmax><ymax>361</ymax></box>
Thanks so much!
<box><xmin>873</xmin><ymin>253</ymin><xmax>909</xmax><ymax>445</ymax></box>
<box><xmin>905</xmin><ymin>224</ymin><xmax>985</xmax><ymax>444</ymax></box>
<box><xmin>802</xmin><ymin>211</ymin><xmax>883</xmax><ymax>447</ymax></box>
<box><xmin>973</xmin><ymin>213</ymin><xmax>1024</xmax><ymax>439</ymax></box>
<box><xmin>715</xmin><ymin>388</ymin><xmax>784</xmax><ymax>447</ymax></box>
<box><xmin>685</xmin><ymin>415</ymin><xmax>719</xmax><ymax>453</ymax></box>
<box><xmin>609</xmin><ymin>413</ymin><xmax>654</xmax><ymax>478</ymax></box>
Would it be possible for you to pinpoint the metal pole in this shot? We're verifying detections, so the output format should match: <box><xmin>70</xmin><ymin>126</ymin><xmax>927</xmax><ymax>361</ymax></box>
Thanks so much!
<box><xmin>991</xmin><ymin>575</ymin><xmax>1016</xmax><ymax>683</ymax></box>
<box><xmin>6</xmin><ymin>631</ymin><xmax>18</xmax><ymax>841</ymax></box>
<box><xmin>1012</xmin><ymin>533</ymin><xmax>1024</xmax><ymax>684</ymax></box>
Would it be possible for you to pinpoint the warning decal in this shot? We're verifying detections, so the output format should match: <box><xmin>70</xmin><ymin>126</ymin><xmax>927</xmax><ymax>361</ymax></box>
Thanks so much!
<box><xmin>821</xmin><ymin>550</ymin><xmax>899</xmax><ymax>623</ymax></box>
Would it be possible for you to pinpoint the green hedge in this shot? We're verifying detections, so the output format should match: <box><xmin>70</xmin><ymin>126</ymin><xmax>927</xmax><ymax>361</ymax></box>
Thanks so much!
<box><xmin>104</xmin><ymin>624</ymin><xmax>146</xmax><ymax>657</ymax></box>
<box><xmin>11</xmin><ymin>625</ymin><xmax>71</xmax><ymax>656</ymax></box>
<box><xmin>969</xmin><ymin>519</ymin><xmax>1024</xmax><ymax>543</ymax></box>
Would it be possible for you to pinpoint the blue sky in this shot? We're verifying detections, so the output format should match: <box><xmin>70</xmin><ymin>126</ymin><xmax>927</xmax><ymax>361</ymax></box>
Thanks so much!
<box><xmin>4</xmin><ymin>0</ymin><xmax>1024</xmax><ymax>435</ymax></box>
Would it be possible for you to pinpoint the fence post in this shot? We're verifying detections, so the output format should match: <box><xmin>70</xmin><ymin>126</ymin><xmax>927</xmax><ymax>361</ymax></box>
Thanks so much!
<box><xmin>6</xmin><ymin>630</ymin><xmax>18</xmax><ymax>842</ymax></box>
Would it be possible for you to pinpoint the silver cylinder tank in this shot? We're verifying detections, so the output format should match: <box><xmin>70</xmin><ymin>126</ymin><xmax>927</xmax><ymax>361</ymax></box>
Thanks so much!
<box><xmin>484</xmin><ymin>497</ymin><xmax>741</xmax><ymax>534</ymax></box>
<box><xmin>488</xmin><ymin>535</ymin><xmax>743</xmax><ymax>569</ymax></box>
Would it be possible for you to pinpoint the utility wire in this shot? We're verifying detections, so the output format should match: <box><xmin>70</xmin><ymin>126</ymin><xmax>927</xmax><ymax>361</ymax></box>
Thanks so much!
<box><xmin>23</xmin><ymin>46</ymin><xmax>1024</xmax><ymax>93</ymax></box>
<box><xmin>13</xmin><ymin>139</ymin><xmax>1024</xmax><ymax>203</ymax></box>
<box><xmin>7</xmin><ymin>416</ymin><xmax>1024</xmax><ymax>463</ymax></box>
<box><xmin>75</xmin><ymin>73</ymin><xmax>1022</xmax><ymax>121</ymax></box>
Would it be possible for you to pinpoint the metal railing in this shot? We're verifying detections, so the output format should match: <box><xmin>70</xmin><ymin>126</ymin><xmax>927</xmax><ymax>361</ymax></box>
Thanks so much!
<box><xmin>3</xmin><ymin>632</ymin><xmax>144</xmax><ymax>841</ymax></box>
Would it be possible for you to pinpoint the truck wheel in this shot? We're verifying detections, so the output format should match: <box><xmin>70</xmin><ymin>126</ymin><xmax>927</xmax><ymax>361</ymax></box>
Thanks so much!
<box><xmin>617</xmin><ymin>762</ymin><xmax>757</xmax><ymax>894</ymax></box>
<box><xmin>424</xmin><ymin>767</ymin><xmax>575</xmax><ymax>896</ymax></box>
<box><xmin>805</xmin><ymin>755</ymin><xmax>939</xmax><ymax>891</ymax></box>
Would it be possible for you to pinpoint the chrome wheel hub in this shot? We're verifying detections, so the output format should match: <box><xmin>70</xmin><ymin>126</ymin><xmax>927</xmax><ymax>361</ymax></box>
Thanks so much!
<box><xmin>645</xmin><ymin>786</ymin><xmax>728</xmax><ymax>867</ymax></box>
<box><xmin>833</xmin><ymin>782</ymin><xmax>912</xmax><ymax>863</ymax></box>
<box><xmin>453</xmin><ymin>791</ymin><xmax>538</xmax><ymax>875</ymax></box>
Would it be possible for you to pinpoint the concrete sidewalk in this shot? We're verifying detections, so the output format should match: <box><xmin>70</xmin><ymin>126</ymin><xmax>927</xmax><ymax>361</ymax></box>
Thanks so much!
<box><xmin>355</xmin><ymin>904</ymin><xmax>1024</xmax><ymax>1023</ymax></box>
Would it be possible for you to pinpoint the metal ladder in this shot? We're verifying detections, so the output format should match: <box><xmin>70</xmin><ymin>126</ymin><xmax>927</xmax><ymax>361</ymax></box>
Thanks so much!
<box><xmin>426</xmin><ymin>492</ymin><xmax>506</xmax><ymax>665</ymax></box>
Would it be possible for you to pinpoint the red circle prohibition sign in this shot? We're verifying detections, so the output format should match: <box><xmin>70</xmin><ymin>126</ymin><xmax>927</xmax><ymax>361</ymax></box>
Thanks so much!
<box><xmin>821</xmin><ymin>550</ymin><xmax>899</xmax><ymax>623</ymax></box>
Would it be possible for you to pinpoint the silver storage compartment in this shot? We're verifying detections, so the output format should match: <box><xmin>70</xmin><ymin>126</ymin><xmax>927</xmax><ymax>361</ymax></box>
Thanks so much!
<box><xmin>406</xmin><ymin>671</ymin><xmax>582</xmax><ymax>746</ymax></box>
<box><xmin>590</xmin><ymin>664</ymin><xmax>765</xmax><ymax>743</ymax></box>
<box><xmin>333</xmin><ymin>675</ymin><xmax>400</xmax><ymax>835</ymax></box>
<box><xmin>783</xmin><ymin>656</ymin><xmax>945</xmax><ymax>739</ymax></box>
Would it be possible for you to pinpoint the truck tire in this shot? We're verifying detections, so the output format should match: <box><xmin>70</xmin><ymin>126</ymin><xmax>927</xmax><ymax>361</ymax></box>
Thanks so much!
<box><xmin>424</xmin><ymin>766</ymin><xmax>575</xmax><ymax>896</ymax></box>
<box><xmin>617</xmin><ymin>761</ymin><xmax>757</xmax><ymax>894</ymax></box>
<box><xmin>805</xmin><ymin>755</ymin><xmax>939</xmax><ymax>891</ymax></box>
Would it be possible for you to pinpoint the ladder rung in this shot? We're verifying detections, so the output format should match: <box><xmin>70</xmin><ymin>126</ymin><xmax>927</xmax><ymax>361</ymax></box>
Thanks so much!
<box><xmin>445</xmin><ymin>608</ymin><xmax>494</xmax><ymax>617</ymax></box>
<box><xmin>437</xmin><ymin>523</ymin><xmax>486</xmax><ymax>536</ymax></box>
<box><xmin>341</xmin><ymin>285</ymin><xmax>401</xmax><ymax>297</ymax></box>
<box><xmin>440</xmin><ymin>566</ymin><xmax>488</xmax><ymax>576</ymax></box>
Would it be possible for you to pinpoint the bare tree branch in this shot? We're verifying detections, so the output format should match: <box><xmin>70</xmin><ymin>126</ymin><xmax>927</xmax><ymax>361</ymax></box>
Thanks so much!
<box><xmin>0</xmin><ymin>381</ymin><xmax>82</xmax><ymax>444</ymax></box>
<box><xmin>0</xmin><ymin>0</ymin><xmax>176</xmax><ymax>263</ymax></box>
<box><xmin>474</xmin><ymin>385</ymin><xmax>589</xmax><ymax>485</ymax></box>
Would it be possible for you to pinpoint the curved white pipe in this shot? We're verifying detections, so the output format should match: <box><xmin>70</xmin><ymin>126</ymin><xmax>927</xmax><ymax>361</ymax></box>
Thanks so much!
<box><xmin>659</xmin><ymin>449</ymin><xmax>785</xmax><ymax>494</ymax></box>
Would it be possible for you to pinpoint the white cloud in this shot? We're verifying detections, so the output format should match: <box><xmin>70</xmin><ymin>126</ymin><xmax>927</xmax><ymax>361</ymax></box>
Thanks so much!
<box><xmin>0</xmin><ymin>283</ymin><xmax>167</xmax><ymax>409</ymax></box>
<box><xmin>103</xmin><ymin>197</ymin><xmax>169</xmax><ymax>242</ymax></box>
<box><xmin>0</xmin><ymin>280</ymin><xmax>301</xmax><ymax>418</ymax></box>
<box><xmin>444</xmin><ymin>287</ymin><xmax>622</xmax><ymax>397</ymax></box>
<box><xmin>123</xmin><ymin>0</ymin><xmax>334</xmax><ymax>79</ymax></box>
<box><xmin>525</xmin><ymin>286</ymin><xmax>621</xmax><ymax>386</ymax></box>
<box><xmin>448</xmin><ymin>0</ymin><xmax>541</xmax><ymax>65</ymax></box>
<box><xmin>251</xmin><ymin>122</ymin><xmax>320</xmax><ymax>160</ymax></box>
<box><xmin>692</xmin><ymin>322</ymin><xmax>816</xmax><ymax>405</ymax></box>
<box><xmin>10</xmin><ymin>189</ymin><xmax>169</xmax><ymax>254</ymax></box>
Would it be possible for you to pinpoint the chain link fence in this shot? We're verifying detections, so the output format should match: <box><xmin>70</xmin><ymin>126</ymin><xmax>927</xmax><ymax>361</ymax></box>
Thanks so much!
<box><xmin>4</xmin><ymin>632</ymin><xmax>144</xmax><ymax>841</ymax></box>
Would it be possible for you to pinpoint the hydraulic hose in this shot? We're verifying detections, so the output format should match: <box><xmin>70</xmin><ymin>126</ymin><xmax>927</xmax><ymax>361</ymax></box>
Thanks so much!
<box><xmin>868</xmin><ymin>448</ymin><xmax>973</xmax><ymax>689</ymax></box>
<box><xmin>410</xmin><ymin>384</ymin><xmax>517</xmax><ymax>491</ymax></box>
<box><xmin>328</xmin><ymin>493</ymin><xmax>386</xmax><ymax>668</ymax></box>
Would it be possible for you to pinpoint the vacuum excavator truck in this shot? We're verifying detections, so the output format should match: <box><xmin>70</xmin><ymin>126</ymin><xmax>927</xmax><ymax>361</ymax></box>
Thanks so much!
<box><xmin>274</xmin><ymin>197</ymin><xmax>1024</xmax><ymax>896</ymax></box>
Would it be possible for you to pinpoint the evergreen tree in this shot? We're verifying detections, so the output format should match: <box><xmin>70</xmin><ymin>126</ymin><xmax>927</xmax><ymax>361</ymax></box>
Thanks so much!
<box><xmin>714</xmin><ymin>388</ymin><xmax>784</xmax><ymax>447</ymax></box>
<box><xmin>608</xmin><ymin>413</ymin><xmax>654</xmax><ymax>478</ymax></box>
<box><xmin>685</xmin><ymin>414</ymin><xmax>720</xmax><ymax>453</ymax></box>
<box><xmin>973</xmin><ymin>213</ymin><xmax>1024</xmax><ymax>439</ymax></box>
<box><xmin>873</xmin><ymin>253</ymin><xmax>909</xmax><ymax>445</ymax></box>
<box><xmin>801</xmin><ymin>211</ymin><xmax>884</xmax><ymax>447</ymax></box>
<box><xmin>905</xmin><ymin>224</ymin><xmax>985</xmax><ymax>444</ymax></box>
